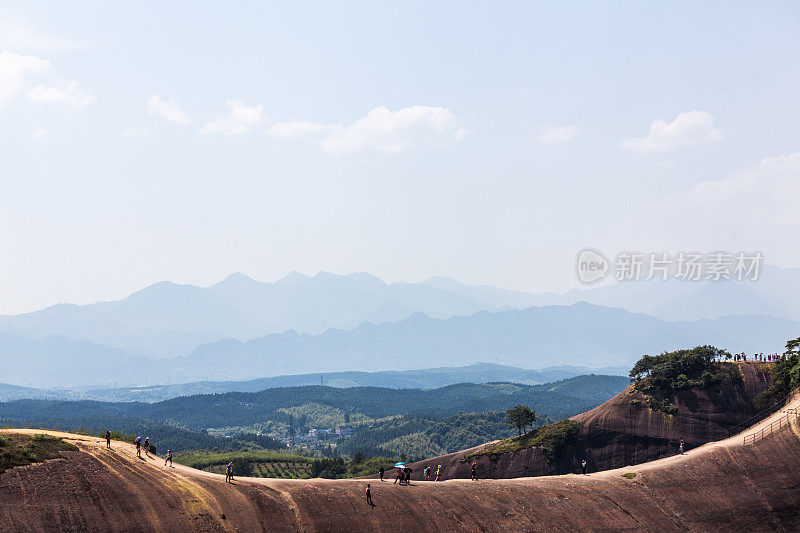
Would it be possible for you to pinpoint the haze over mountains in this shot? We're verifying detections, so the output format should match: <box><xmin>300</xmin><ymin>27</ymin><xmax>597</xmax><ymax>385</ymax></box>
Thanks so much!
<box><xmin>557</xmin><ymin>265</ymin><xmax>800</xmax><ymax>322</ymax></box>
<box><xmin>0</xmin><ymin>363</ymin><xmax>629</xmax><ymax>403</ymax></box>
<box><xmin>170</xmin><ymin>304</ymin><xmax>796</xmax><ymax>380</ymax></box>
<box><xmin>0</xmin><ymin>303</ymin><xmax>796</xmax><ymax>389</ymax></box>
<box><xmin>0</xmin><ymin>267</ymin><xmax>798</xmax><ymax>388</ymax></box>
<box><xmin>0</xmin><ymin>271</ymin><xmax>531</xmax><ymax>358</ymax></box>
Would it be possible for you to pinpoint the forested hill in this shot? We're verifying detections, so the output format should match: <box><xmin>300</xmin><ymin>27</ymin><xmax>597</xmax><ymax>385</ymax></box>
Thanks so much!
<box><xmin>0</xmin><ymin>375</ymin><xmax>629</xmax><ymax>454</ymax></box>
<box><xmin>0</xmin><ymin>363</ymin><xmax>627</xmax><ymax>403</ymax></box>
<box><xmin>141</xmin><ymin>377</ymin><xmax>627</xmax><ymax>428</ymax></box>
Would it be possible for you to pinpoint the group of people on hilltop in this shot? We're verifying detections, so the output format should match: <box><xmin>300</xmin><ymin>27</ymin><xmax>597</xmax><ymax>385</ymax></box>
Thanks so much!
<box><xmin>394</xmin><ymin>466</ymin><xmax>413</xmax><ymax>484</ymax></box>
<box><xmin>368</xmin><ymin>463</ymin><xmax>446</xmax><ymax>506</ymax></box>
<box><xmin>133</xmin><ymin>435</ymin><xmax>151</xmax><ymax>458</ymax></box>
<box><xmin>104</xmin><ymin>430</ymin><xmax>173</xmax><ymax>468</ymax></box>
<box><xmin>366</xmin><ymin>462</ymin><xmax>479</xmax><ymax>506</ymax></box>
<box><xmin>733</xmin><ymin>352</ymin><xmax>782</xmax><ymax>362</ymax></box>
<box><xmin>382</xmin><ymin>463</ymin><xmax>444</xmax><ymax>484</ymax></box>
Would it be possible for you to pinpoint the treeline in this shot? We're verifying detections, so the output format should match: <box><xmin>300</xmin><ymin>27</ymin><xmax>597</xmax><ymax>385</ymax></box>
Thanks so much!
<box><xmin>0</xmin><ymin>376</ymin><xmax>629</xmax><ymax>454</ymax></box>
<box><xmin>0</xmin><ymin>377</ymin><xmax>627</xmax><ymax>431</ymax></box>
<box><xmin>136</xmin><ymin>383</ymin><xmax>592</xmax><ymax>428</ymax></box>
<box><xmin>310</xmin><ymin>455</ymin><xmax>397</xmax><ymax>479</ymax></box>
<box><xmin>173</xmin><ymin>449</ymin><xmax>396</xmax><ymax>480</ymax></box>
<box><xmin>337</xmin><ymin>417</ymin><xmax>430</xmax><ymax>458</ymax></box>
<box><xmin>541</xmin><ymin>374</ymin><xmax>635</xmax><ymax>401</ymax></box>
<box><xmin>336</xmin><ymin>411</ymin><xmax>527</xmax><ymax>459</ymax></box>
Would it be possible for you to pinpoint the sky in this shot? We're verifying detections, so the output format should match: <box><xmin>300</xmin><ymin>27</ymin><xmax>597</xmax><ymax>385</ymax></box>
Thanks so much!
<box><xmin>1</xmin><ymin>1</ymin><xmax>799</xmax><ymax>314</ymax></box>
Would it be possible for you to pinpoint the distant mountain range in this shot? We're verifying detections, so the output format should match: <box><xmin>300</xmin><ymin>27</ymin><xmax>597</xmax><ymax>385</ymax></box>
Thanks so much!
<box><xmin>558</xmin><ymin>265</ymin><xmax>800</xmax><ymax>322</ymax></box>
<box><xmin>0</xmin><ymin>272</ymin><xmax>540</xmax><ymax>358</ymax></box>
<box><xmin>0</xmin><ymin>362</ymin><xmax>630</xmax><ymax>402</ymax></box>
<box><xmin>1</xmin><ymin>267</ymin><xmax>798</xmax><ymax>362</ymax></box>
<box><xmin>0</xmin><ymin>267</ymin><xmax>798</xmax><ymax>389</ymax></box>
<box><xmin>172</xmin><ymin>303</ymin><xmax>796</xmax><ymax>382</ymax></box>
<box><xmin>1</xmin><ymin>302</ymin><xmax>796</xmax><ymax>388</ymax></box>
<box><xmin>0</xmin><ymin>377</ymin><xmax>632</xmax><ymax>434</ymax></box>
<box><xmin>0</xmin><ymin>333</ymin><xmax>150</xmax><ymax>389</ymax></box>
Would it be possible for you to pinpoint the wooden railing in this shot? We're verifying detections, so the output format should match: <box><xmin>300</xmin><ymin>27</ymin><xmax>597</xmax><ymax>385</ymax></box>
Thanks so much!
<box><xmin>742</xmin><ymin>408</ymin><xmax>800</xmax><ymax>446</ymax></box>
<box><xmin>726</xmin><ymin>397</ymin><xmax>788</xmax><ymax>438</ymax></box>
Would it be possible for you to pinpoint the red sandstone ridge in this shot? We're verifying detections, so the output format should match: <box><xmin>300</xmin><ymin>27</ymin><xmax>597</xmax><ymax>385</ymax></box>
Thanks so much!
<box><xmin>397</xmin><ymin>362</ymin><xmax>775</xmax><ymax>480</ymax></box>
<box><xmin>1</xmin><ymin>387</ymin><xmax>799</xmax><ymax>532</ymax></box>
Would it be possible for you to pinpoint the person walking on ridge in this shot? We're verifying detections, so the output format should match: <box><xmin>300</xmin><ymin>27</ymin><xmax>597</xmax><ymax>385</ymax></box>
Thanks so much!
<box><xmin>379</xmin><ymin>466</ymin><xmax>384</xmax><ymax>481</ymax></box>
<box><xmin>679</xmin><ymin>438</ymin><xmax>685</xmax><ymax>455</ymax></box>
<box><xmin>581</xmin><ymin>459</ymin><xmax>587</xmax><ymax>475</ymax></box>
<box><xmin>144</xmin><ymin>437</ymin><xmax>149</xmax><ymax>456</ymax></box>
<box><xmin>134</xmin><ymin>436</ymin><xmax>141</xmax><ymax>457</ymax></box>
<box><xmin>435</xmin><ymin>464</ymin><xmax>441</xmax><ymax>482</ymax></box>
<box><xmin>105</xmin><ymin>430</ymin><xmax>111</xmax><ymax>449</ymax></box>
<box><xmin>366</xmin><ymin>483</ymin><xmax>373</xmax><ymax>506</ymax></box>
<box><xmin>164</xmin><ymin>449</ymin><xmax>173</xmax><ymax>467</ymax></box>
<box><xmin>226</xmin><ymin>462</ymin><xmax>234</xmax><ymax>483</ymax></box>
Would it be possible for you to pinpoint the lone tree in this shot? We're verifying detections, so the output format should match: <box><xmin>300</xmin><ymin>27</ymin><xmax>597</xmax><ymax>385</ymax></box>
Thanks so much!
<box><xmin>505</xmin><ymin>405</ymin><xmax>537</xmax><ymax>436</ymax></box>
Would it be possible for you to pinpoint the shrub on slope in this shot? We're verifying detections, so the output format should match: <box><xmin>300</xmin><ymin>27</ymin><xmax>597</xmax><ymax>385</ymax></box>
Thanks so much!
<box><xmin>0</xmin><ymin>433</ymin><xmax>77</xmax><ymax>473</ymax></box>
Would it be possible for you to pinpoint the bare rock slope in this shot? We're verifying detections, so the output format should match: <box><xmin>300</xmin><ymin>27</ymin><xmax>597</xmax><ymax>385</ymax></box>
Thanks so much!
<box><xmin>1</xmin><ymin>365</ymin><xmax>798</xmax><ymax>532</ymax></box>
<box><xmin>400</xmin><ymin>362</ymin><xmax>774</xmax><ymax>480</ymax></box>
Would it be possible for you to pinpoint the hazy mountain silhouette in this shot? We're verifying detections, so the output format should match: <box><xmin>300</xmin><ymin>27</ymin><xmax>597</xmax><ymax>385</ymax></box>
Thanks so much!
<box><xmin>421</xmin><ymin>276</ymin><xmax>561</xmax><ymax>308</ymax></box>
<box><xmin>559</xmin><ymin>265</ymin><xmax>800</xmax><ymax>321</ymax></box>
<box><xmin>0</xmin><ymin>363</ymin><xmax>628</xmax><ymax>402</ymax></box>
<box><xmin>0</xmin><ymin>267</ymin><xmax>797</xmax><ymax>366</ymax></box>
<box><xmin>170</xmin><ymin>303</ymin><xmax>798</xmax><ymax>383</ymax></box>
<box><xmin>0</xmin><ymin>272</ymin><xmax>505</xmax><ymax>358</ymax></box>
<box><xmin>1</xmin><ymin>302</ymin><xmax>795</xmax><ymax>388</ymax></box>
<box><xmin>0</xmin><ymin>333</ymin><xmax>151</xmax><ymax>388</ymax></box>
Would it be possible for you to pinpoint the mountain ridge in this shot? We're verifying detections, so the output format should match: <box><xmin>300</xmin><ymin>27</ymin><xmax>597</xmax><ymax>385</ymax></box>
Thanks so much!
<box><xmin>0</xmin><ymin>362</ymin><xmax>629</xmax><ymax>403</ymax></box>
<box><xmin>2</xmin><ymin>299</ymin><xmax>796</xmax><ymax>389</ymax></box>
<box><xmin>2</xmin><ymin>267</ymin><xmax>798</xmax><ymax>362</ymax></box>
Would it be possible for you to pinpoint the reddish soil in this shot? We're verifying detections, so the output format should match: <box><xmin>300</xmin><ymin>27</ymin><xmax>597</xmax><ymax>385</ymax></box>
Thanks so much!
<box><xmin>401</xmin><ymin>362</ymin><xmax>775</xmax><ymax>480</ymax></box>
<box><xmin>1</xmin><ymin>371</ymin><xmax>798</xmax><ymax>532</ymax></box>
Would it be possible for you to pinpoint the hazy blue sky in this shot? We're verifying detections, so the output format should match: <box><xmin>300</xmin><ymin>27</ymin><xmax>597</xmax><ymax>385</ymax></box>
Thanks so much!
<box><xmin>1</xmin><ymin>1</ymin><xmax>799</xmax><ymax>313</ymax></box>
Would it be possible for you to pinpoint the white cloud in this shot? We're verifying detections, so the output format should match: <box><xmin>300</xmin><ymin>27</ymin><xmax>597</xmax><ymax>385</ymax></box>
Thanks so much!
<box><xmin>147</xmin><ymin>93</ymin><xmax>189</xmax><ymax>124</ymax></box>
<box><xmin>0</xmin><ymin>16</ymin><xmax>85</xmax><ymax>51</ymax></box>
<box><xmin>28</xmin><ymin>127</ymin><xmax>48</xmax><ymax>139</ymax></box>
<box><xmin>321</xmin><ymin>105</ymin><xmax>462</xmax><ymax>155</ymax></box>
<box><xmin>685</xmin><ymin>151</ymin><xmax>800</xmax><ymax>226</ymax></box>
<box><xmin>0</xmin><ymin>51</ymin><xmax>50</xmax><ymax>106</ymax></box>
<box><xmin>202</xmin><ymin>104</ymin><xmax>462</xmax><ymax>151</ymax></box>
<box><xmin>268</xmin><ymin>119</ymin><xmax>337</xmax><ymax>139</ymax></box>
<box><xmin>200</xmin><ymin>100</ymin><xmax>268</xmax><ymax>135</ymax></box>
<box><xmin>537</xmin><ymin>125</ymin><xmax>578</xmax><ymax>144</ymax></box>
<box><xmin>621</xmin><ymin>110</ymin><xmax>724</xmax><ymax>152</ymax></box>
<box><xmin>27</xmin><ymin>79</ymin><xmax>93</xmax><ymax>107</ymax></box>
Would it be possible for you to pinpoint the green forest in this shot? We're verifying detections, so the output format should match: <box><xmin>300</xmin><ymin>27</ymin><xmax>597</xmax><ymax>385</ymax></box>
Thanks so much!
<box><xmin>0</xmin><ymin>375</ymin><xmax>628</xmax><ymax>468</ymax></box>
